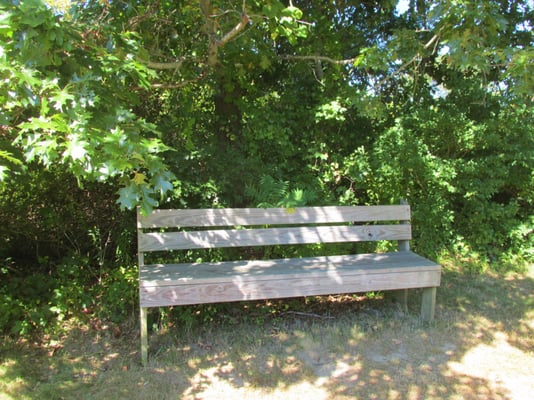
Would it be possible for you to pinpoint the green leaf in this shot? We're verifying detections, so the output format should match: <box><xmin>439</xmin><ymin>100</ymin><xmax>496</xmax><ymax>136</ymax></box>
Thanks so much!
<box><xmin>63</xmin><ymin>136</ymin><xmax>88</xmax><ymax>161</ymax></box>
<box><xmin>0</xmin><ymin>149</ymin><xmax>22</xmax><ymax>165</ymax></box>
<box><xmin>132</xmin><ymin>172</ymin><xmax>147</xmax><ymax>185</ymax></box>
<box><xmin>281</xmin><ymin>6</ymin><xmax>303</xmax><ymax>20</ymax></box>
<box><xmin>117</xmin><ymin>183</ymin><xmax>139</xmax><ymax>210</ymax></box>
<box><xmin>39</xmin><ymin>91</ymin><xmax>50</xmax><ymax>113</ymax></box>
<box><xmin>259</xmin><ymin>55</ymin><xmax>271</xmax><ymax>70</ymax></box>
<box><xmin>20</xmin><ymin>12</ymin><xmax>46</xmax><ymax>28</ymax></box>
<box><xmin>50</xmin><ymin>88</ymin><xmax>74</xmax><ymax>111</ymax></box>
<box><xmin>0</xmin><ymin>11</ymin><xmax>13</xmax><ymax>36</ymax></box>
<box><xmin>151</xmin><ymin>173</ymin><xmax>174</xmax><ymax>196</ymax></box>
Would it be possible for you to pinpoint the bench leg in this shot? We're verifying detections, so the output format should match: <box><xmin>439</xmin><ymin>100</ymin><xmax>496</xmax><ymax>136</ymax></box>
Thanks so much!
<box><xmin>140</xmin><ymin>306</ymin><xmax>148</xmax><ymax>366</ymax></box>
<box><xmin>386</xmin><ymin>289</ymin><xmax>408</xmax><ymax>312</ymax></box>
<box><xmin>421</xmin><ymin>287</ymin><xmax>436</xmax><ymax>321</ymax></box>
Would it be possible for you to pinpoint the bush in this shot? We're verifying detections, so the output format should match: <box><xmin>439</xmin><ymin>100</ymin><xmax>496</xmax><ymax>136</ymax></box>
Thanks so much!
<box><xmin>0</xmin><ymin>166</ymin><xmax>138</xmax><ymax>337</ymax></box>
<box><xmin>0</xmin><ymin>255</ymin><xmax>137</xmax><ymax>337</ymax></box>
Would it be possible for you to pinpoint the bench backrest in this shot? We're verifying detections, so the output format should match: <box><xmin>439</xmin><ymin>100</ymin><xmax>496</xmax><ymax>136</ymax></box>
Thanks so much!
<box><xmin>137</xmin><ymin>205</ymin><xmax>412</xmax><ymax>260</ymax></box>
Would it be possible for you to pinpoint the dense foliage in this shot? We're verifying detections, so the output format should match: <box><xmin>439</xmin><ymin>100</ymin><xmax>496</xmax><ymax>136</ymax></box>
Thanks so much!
<box><xmin>1</xmin><ymin>0</ymin><xmax>532</xmax><ymax>336</ymax></box>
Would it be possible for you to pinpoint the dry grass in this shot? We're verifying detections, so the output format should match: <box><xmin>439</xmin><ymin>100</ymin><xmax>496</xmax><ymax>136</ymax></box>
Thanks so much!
<box><xmin>1</xmin><ymin>263</ymin><xmax>533</xmax><ymax>400</ymax></box>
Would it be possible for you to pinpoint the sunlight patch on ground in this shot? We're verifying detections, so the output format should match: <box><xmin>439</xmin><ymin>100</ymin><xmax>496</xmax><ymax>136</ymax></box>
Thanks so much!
<box><xmin>182</xmin><ymin>364</ymin><xmax>330</xmax><ymax>400</ymax></box>
<box><xmin>447</xmin><ymin>332</ymin><xmax>534</xmax><ymax>400</ymax></box>
<box><xmin>0</xmin><ymin>360</ymin><xmax>25</xmax><ymax>400</ymax></box>
<box><xmin>314</xmin><ymin>359</ymin><xmax>356</xmax><ymax>386</ymax></box>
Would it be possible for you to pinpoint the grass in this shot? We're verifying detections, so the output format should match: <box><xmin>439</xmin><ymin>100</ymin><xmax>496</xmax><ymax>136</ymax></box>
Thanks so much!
<box><xmin>1</xmin><ymin>261</ymin><xmax>533</xmax><ymax>400</ymax></box>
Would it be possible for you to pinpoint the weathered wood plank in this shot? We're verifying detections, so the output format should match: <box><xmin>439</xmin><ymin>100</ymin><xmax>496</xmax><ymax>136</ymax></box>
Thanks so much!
<box><xmin>138</xmin><ymin>224</ymin><xmax>412</xmax><ymax>252</ymax></box>
<box><xmin>140</xmin><ymin>263</ymin><xmax>441</xmax><ymax>308</ymax></box>
<box><xmin>140</xmin><ymin>252</ymin><xmax>440</xmax><ymax>287</ymax></box>
<box><xmin>140</xmin><ymin>307</ymin><xmax>148</xmax><ymax>366</ymax></box>
<box><xmin>421</xmin><ymin>287</ymin><xmax>437</xmax><ymax>321</ymax></box>
<box><xmin>138</xmin><ymin>205</ymin><xmax>411</xmax><ymax>228</ymax></box>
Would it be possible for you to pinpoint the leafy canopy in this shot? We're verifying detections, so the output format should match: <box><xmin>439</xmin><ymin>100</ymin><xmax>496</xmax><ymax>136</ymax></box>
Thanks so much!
<box><xmin>1</xmin><ymin>0</ymin><xmax>532</xmax><ymax>265</ymax></box>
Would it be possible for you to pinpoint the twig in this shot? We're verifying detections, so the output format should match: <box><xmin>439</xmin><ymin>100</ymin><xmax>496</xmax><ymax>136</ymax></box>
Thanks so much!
<box><xmin>131</xmin><ymin>68</ymin><xmax>208</xmax><ymax>91</ymax></box>
<box><xmin>280</xmin><ymin>311</ymin><xmax>335</xmax><ymax>319</ymax></box>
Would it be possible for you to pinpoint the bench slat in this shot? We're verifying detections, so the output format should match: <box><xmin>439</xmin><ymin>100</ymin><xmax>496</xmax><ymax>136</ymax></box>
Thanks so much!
<box><xmin>138</xmin><ymin>205</ymin><xmax>410</xmax><ymax>228</ymax></box>
<box><xmin>140</xmin><ymin>252</ymin><xmax>440</xmax><ymax>307</ymax></box>
<box><xmin>141</xmin><ymin>252</ymin><xmax>439</xmax><ymax>285</ymax></box>
<box><xmin>138</xmin><ymin>224</ymin><xmax>412</xmax><ymax>252</ymax></box>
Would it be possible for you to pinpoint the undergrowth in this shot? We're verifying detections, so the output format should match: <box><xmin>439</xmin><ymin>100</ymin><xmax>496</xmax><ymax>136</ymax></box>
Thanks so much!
<box><xmin>0</xmin><ymin>255</ymin><xmax>137</xmax><ymax>338</ymax></box>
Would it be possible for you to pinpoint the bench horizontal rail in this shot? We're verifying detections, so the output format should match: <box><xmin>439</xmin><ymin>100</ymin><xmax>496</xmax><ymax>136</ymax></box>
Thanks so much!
<box><xmin>140</xmin><ymin>252</ymin><xmax>441</xmax><ymax>307</ymax></box>
<box><xmin>139</xmin><ymin>224</ymin><xmax>412</xmax><ymax>252</ymax></box>
<box><xmin>138</xmin><ymin>205</ymin><xmax>411</xmax><ymax>228</ymax></box>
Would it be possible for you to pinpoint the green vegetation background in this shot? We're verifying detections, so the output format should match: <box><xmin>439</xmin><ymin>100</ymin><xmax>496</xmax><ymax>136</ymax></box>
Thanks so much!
<box><xmin>0</xmin><ymin>0</ymin><xmax>532</xmax><ymax>338</ymax></box>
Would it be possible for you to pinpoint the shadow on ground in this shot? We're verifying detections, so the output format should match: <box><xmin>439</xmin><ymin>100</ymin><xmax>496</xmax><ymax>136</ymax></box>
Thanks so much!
<box><xmin>1</xmin><ymin>265</ymin><xmax>533</xmax><ymax>399</ymax></box>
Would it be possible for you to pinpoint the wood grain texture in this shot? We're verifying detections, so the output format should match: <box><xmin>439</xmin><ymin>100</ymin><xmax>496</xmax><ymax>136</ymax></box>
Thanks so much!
<box><xmin>421</xmin><ymin>287</ymin><xmax>437</xmax><ymax>321</ymax></box>
<box><xmin>140</xmin><ymin>271</ymin><xmax>440</xmax><ymax>307</ymax></box>
<box><xmin>138</xmin><ymin>224</ymin><xmax>412</xmax><ymax>252</ymax></box>
<box><xmin>139</xmin><ymin>252</ymin><xmax>440</xmax><ymax>307</ymax></box>
<box><xmin>140</xmin><ymin>252</ymin><xmax>438</xmax><ymax>284</ymax></box>
<box><xmin>140</xmin><ymin>307</ymin><xmax>148</xmax><ymax>366</ymax></box>
<box><xmin>137</xmin><ymin>205</ymin><xmax>411</xmax><ymax>228</ymax></box>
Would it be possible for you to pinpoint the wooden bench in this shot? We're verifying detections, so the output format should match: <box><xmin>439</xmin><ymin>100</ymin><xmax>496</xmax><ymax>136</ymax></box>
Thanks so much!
<box><xmin>137</xmin><ymin>203</ymin><xmax>441</xmax><ymax>365</ymax></box>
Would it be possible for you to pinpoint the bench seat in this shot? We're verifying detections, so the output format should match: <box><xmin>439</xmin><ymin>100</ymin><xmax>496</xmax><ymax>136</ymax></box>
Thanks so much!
<box><xmin>140</xmin><ymin>252</ymin><xmax>441</xmax><ymax>307</ymax></box>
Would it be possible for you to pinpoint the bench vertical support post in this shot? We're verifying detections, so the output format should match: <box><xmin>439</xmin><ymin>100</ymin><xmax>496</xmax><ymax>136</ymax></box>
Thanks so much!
<box><xmin>392</xmin><ymin>199</ymin><xmax>410</xmax><ymax>311</ymax></box>
<box><xmin>140</xmin><ymin>306</ymin><xmax>148</xmax><ymax>365</ymax></box>
<box><xmin>137</xmin><ymin>207</ymin><xmax>149</xmax><ymax>365</ymax></box>
<box><xmin>421</xmin><ymin>287</ymin><xmax>436</xmax><ymax>321</ymax></box>
<box><xmin>398</xmin><ymin>199</ymin><xmax>410</xmax><ymax>252</ymax></box>
<box><xmin>389</xmin><ymin>289</ymin><xmax>408</xmax><ymax>312</ymax></box>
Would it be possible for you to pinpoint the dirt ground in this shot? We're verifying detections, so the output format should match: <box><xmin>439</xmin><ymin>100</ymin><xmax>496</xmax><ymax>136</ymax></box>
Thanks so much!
<box><xmin>1</xmin><ymin>265</ymin><xmax>533</xmax><ymax>399</ymax></box>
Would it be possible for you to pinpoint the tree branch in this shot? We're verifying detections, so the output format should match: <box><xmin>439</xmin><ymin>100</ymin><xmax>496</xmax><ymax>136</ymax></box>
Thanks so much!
<box><xmin>282</xmin><ymin>33</ymin><xmax>442</xmax><ymax>92</ymax></box>
<box><xmin>282</xmin><ymin>34</ymin><xmax>440</xmax><ymax>69</ymax></box>
<box><xmin>282</xmin><ymin>54</ymin><xmax>357</xmax><ymax>65</ymax></box>
<box><xmin>217</xmin><ymin>13</ymin><xmax>250</xmax><ymax>47</ymax></box>
<box><xmin>132</xmin><ymin>71</ymin><xmax>207</xmax><ymax>91</ymax></box>
<box><xmin>201</xmin><ymin>0</ymin><xmax>251</xmax><ymax>66</ymax></box>
<box><xmin>128</xmin><ymin>1</ymin><xmax>161</xmax><ymax>30</ymax></box>
<box><xmin>374</xmin><ymin>33</ymin><xmax>441</xmax><ymax>88</ymax></box>
<box><xmin>143</xmin><ymin>58</ymin><xmax>185</xmax><ymax>70</ymax></box>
